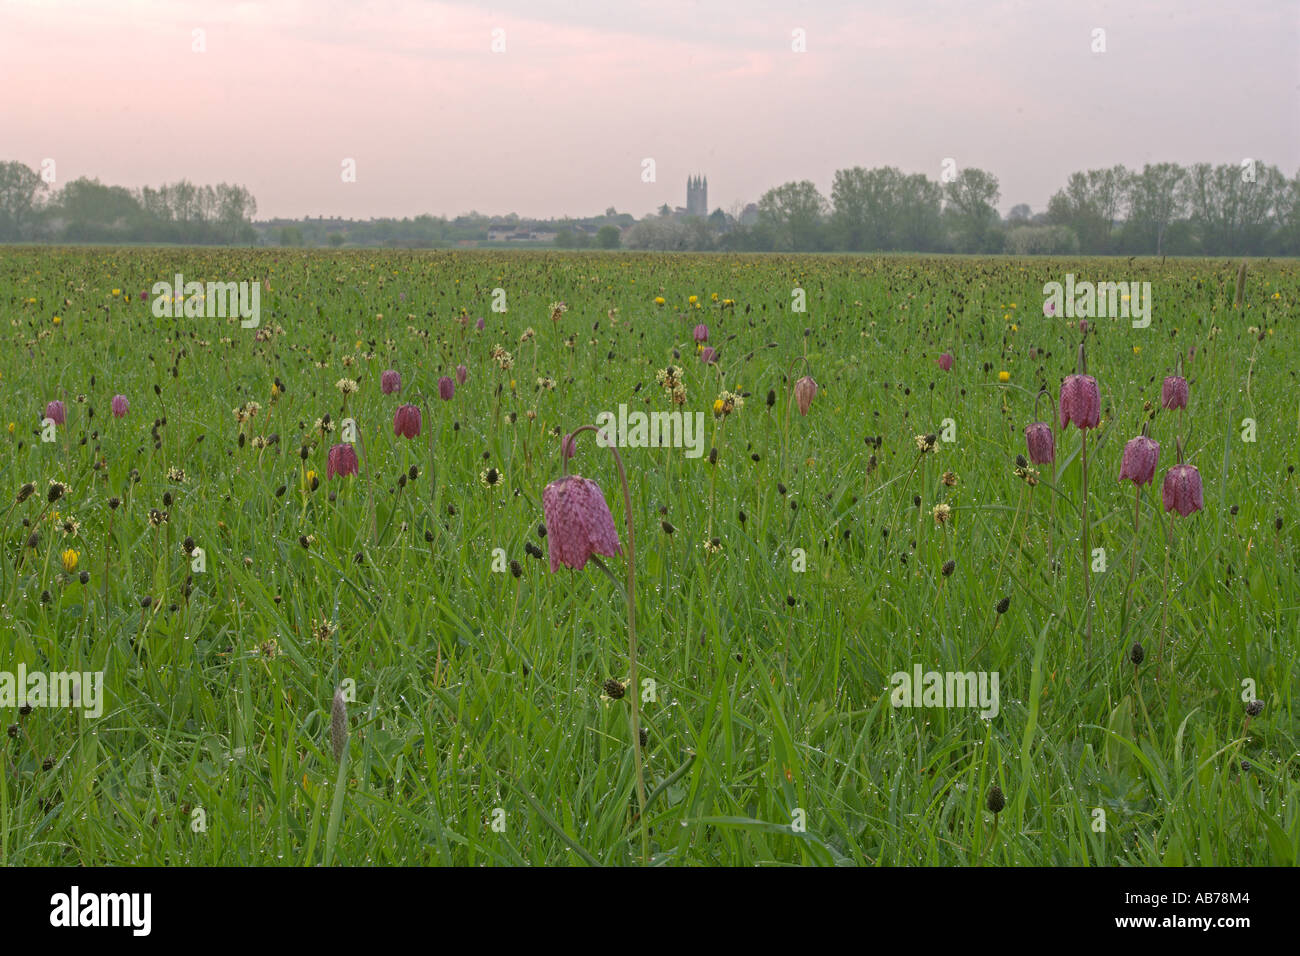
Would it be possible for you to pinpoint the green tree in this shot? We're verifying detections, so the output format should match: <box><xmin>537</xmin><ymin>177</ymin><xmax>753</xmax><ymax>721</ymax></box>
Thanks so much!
<box><xmin>758</xmin><ymin>180</ymin><xmax>827</xmax><ymax>251</ymax></box>
<box><xmin>596</xmin><ymin>224</ymin><xmax>621</xmax><ymax>249</ymax></box>
<box><xmin>943</xmin><ymin>168</ymin><xmax>1001</xmax><ymax>252</ymax></box>
<box><xmin>0</xmin><ymin>161</ymin><xmax>46</xmax><ymax>240</ymax></box>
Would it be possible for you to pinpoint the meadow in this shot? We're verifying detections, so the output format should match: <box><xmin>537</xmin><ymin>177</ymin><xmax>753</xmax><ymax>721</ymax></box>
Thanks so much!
<box><xmin>0</xmin><ymin>247</ymin><xmax>1296</xmax><ymax>866</ymax></box>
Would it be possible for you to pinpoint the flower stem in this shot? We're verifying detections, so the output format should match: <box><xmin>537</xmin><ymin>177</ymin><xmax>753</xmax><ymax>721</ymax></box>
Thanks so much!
<box><xmin>1081</xmin><ymin>430</ymin><xmax>1092</xmax><ymax>648</ymax></box>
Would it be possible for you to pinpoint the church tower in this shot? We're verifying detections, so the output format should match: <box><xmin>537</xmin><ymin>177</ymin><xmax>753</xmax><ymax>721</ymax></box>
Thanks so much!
<box><xmin>687</xmin><ymin>175</ymin><xmax>708</xmax><ymax>216</ymax></box>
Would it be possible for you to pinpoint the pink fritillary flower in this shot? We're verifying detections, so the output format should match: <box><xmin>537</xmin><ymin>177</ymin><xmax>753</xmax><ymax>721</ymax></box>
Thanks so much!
<box><xmin>1162</xmin><ymin>463</ymin><xmax>1204</xmax><ymax>516</ymax></box>
<box><xmin>794</xmin><ymin>376</ymin><xmax>818</xmax><ymax>416</ymax></box>
<box><xmin>327</xmin><ymin>443</ymin><xmax>359</xmax><ymax>479</ymax></box>
<box><xmin>1024</xmin><ymin>422</ymin><xmax>1055</xmax><ymax>465</ymax></box>
<box><xmin>542</xmin><ymin>475</ymin><xmax>623</xmax><ymax>572</ymax></box>
<box><xmin>1161</xmin><ymin>375</ymin><xmax>1188</xmax><ymax>410</ymax></box>
<box><xmin>393</xmin><ymin>404</ymin><xmax>422</xmax><ymax>439</ymax></box>
<box><xmin>1058</xmin><ymin>375</ymin><xmax>1100</xmax><ymax>430</ymax></box>
<box><xmin>1119</xmin><ymin>436</ymin><xmax>1160</xmax><ymax>486</ymax></box>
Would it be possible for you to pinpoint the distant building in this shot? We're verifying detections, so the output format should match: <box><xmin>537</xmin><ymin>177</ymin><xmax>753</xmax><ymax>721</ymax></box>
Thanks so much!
<box><xmin>687</xmin><ymin>175</ymin><xmax>708</xmax><ymax>217</ymax></box>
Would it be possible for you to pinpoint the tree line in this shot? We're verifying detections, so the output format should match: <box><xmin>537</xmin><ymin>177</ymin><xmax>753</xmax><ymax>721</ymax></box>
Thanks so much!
<box><xmin>628</xmin><ymin>161</ymin><xmax>1300</xmax><ymax>256</ymax></box>
<box><xmin>0</xmin><ymin>161</ymin><xmax>257</xmax><ymax>244</ymax></box>
<box><xmin>2</xmin><ymin>158</ymin><xmax>1297</xmax><ymax>255</ymax></box>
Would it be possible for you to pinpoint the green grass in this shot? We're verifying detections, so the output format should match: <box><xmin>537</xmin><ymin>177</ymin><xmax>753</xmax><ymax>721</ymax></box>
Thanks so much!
<box><xmin>0</xmin><ymin>247</ymin><xmax>1296</xmax><ymax>865</ymax></box>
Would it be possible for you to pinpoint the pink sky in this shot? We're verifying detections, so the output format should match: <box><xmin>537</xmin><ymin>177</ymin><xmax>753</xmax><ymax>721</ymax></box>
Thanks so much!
<box><xmin>2</xmin><ymin>0</ymin><xmax>1297</xmax><ymax>219</ymax></box>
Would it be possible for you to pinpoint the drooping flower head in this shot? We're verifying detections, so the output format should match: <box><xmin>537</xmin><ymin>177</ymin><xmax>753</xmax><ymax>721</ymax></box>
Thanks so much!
<box><xmin>699</xmin><ymin>346</ymin><xmax>717</xmax><ymax>364</ymax></box>
<box><xmin>1161</xmin><ymin>375</ymin><xmax>1188</xmax><ymax>410</ymax></box>
<box><xmin>1058</xmin><ymin>375</ymin><xmax>1100</xmax><ymax>430</ymax></box>
<box><xmin>542</xmin><ymin>474</ymin><xmax>622</xmax><ymax>572</ymax></box>
<box><xmin>45</xmin><ymin>400</ymin><xmax>66</xmax><ymax>425</ymax></box>
<box><xmin>794</xmin><ymin>376</ymin><xmax>817</xmax><ymax>416</ymax></box>
<box><xmin>937</xmin><ymin>353</ymin><xmax>953</xmax><ymax>372</ymax></box>
<box><xmin>393</xmin><ymin>404</ymin><xmax>422</xmax><ymax>439</ymax></box>
<box><xmin>456</xmin><ymin>364</ymin><xmax>468</xmax><ymax>385</ymax></box>
<box><xmin>111</xmin><ymin>395</ymin><xmax>129</xmax><ymax>418</ymax></box>
<box><xmin>1024</xmin><ymin>422</ymin><xmax>1055</xmax><ymax>464</ymax></box>
<box><xmin>438</xmin><ymin>376</ymin><xmax>455</xmax><ymax>401</ymax></box>
<box><xmin>381</xmin><ymin>369</ymin><xmax>402</xmax><ymax>394</ymax></box>
<box><xmin>693</xmin><ymin>323</ymin><xmax>709</xmax><ymax>343</ymax></box>
<box><xmin>1119</xmin><ymin>435</ymin><xmax>1160</xmax><ymax>486</ymax></box>
<box><xmin>1162</xmin><ymin>463</ymin><xmax>1203</xmax><ymax>516</ymax></box>
<box><xmin>326</xmin><ymin>443</ymin><xmax>359</xmax><ymax>479</ymax></box>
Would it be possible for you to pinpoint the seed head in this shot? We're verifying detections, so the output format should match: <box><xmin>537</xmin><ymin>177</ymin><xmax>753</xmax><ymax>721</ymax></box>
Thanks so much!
<box><xmin>986</xmin><ymin>785</ymin><xmax>1005</xmax><ymax>815</ymax></box>
<box><xmin>330</xmin><ymin>686</ymin><xmax>348</xmax><ymax>761</ymax></box>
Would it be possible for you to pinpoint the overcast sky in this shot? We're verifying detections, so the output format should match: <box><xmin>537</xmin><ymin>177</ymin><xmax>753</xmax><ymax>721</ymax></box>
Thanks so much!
<box><xmin>3</xmin><ymin>0</ymin><xmax>1297</xmax><ymax>220</ymax></box>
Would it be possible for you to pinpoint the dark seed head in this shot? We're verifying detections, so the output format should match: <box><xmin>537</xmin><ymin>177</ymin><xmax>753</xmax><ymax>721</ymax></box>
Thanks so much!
<box><xmin>603</xmin><ymin>678</ymin><xmax>626</xmax><ymax>700</ymax></box>
<box><xmin>996</xmin><ymin>596</ymin><xmax>1010</xmax><ymax>615</ymax></box>
<box><xmin>661</xmin><ymin>521</ymin><xmax>675</xmax><ymax>535</ymax></box>
<box><xmin>986</xmin><ymin>785</ymin><xmax>1005</xmax><ymax>814</ymax></box>
<box><xmin>942</xmin><ymin>559</ymin><xmax>955</xmax><ymax>577</ymax></box>
<box><xmin>509</xmin><ymin>559</ymin><xmax>522</xmax><ymax>578</ymax></box>
<box><xmin>1129</xmin><ymin>642</ymin><xmax>1144</xmax><ymax>666</ymax></box>
<box><xmin>1246</xmin><ymin>699</ymin><xmax>1264</xmax><ymax>717</ymax></box>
